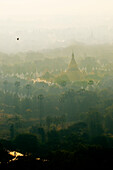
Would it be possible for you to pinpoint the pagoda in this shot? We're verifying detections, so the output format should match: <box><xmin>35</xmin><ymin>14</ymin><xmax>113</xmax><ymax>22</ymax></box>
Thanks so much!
<box><xmin>66</xmin><ymin>53</ymin><xmax>82</xmax><ymax>81</ymax></box>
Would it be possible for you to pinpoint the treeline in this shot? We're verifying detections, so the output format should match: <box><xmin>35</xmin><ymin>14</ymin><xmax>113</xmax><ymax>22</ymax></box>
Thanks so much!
<box><xmin>0</xmin><ymin>87</ymin><xmax>113</xmax><ymax>138</ymax></box>
<box><xmin>1</xmin><ymin>120</ymin><xmax>113</xmax><ymax>169</ymax></box>
<box><xmin>0</xmin><ymin>56</ymin><xmax>68</xmax><ymax>74</ymax></box>
<box><xmin>0</xmin><ymin>80</ymin><xmax>113</xmax><ymax>168</ymax></box>
<box><xmin>1</xmin><ymin>87</ymin><xmax>113</xmax><ymax>119</ymax></box>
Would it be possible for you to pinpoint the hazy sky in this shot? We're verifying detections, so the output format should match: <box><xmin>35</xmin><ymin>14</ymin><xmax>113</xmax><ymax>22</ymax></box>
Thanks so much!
<box><xmin>0</xmin><ymin>0</ymin><xmax>113</xmax><ymax>19</ymax></box>
<box><xmin>0</xmin><ymin>0</ymin><xmax>113</xmax><ymax>53</ymax></box>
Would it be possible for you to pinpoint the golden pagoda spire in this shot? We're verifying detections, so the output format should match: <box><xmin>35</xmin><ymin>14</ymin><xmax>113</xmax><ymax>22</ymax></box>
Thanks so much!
<box><xmin>67</xmin><ymin>52</ymin><xmax>78</xmax><ymax>71</ymax></box>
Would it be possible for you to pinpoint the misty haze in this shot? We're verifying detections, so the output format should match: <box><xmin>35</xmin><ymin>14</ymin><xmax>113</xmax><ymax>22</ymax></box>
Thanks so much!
<box><xmin>0</xmin><ymin>0</ymin><xmax>113</xmax><ymax>169</ymax></box>
<box><xmin>0</xmin><ymin>15</ymin><xmax>113</xmax><ymax>53</ymax></box>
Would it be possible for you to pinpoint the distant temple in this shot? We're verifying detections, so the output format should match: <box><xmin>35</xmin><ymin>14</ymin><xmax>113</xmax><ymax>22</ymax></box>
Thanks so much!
<box><xmin>67</xmin><ymin>53</ymin><xmax>79</xmax><ymax>72</ymax></box>
<box><xmin>65</xmin><ymin>53</ymin><xmax>82</xmax><ymax>81</ymax></box>
<box><xmin>39</xmin><ymin>53</ymin><xmax>83</xmax><ymax>83</ymax></box>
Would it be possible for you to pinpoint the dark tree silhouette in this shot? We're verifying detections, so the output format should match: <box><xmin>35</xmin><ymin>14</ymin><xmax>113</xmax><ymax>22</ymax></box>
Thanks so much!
<box><xmin>3</xmin><ymin>80</ymin><xmax>8</xmax><ymax>93</ymax></box>
<box><xmin>38</xmin><ymin>94</ymin><xmax>44</xmax><ymax>125</ymax></box>
<box><xmin>26</xmin><ymin>84</ymin><xmax>31</xmax><ymax>97</ymax></box>
<box><xmin>14</xmin><ymin>81</ymin><xmax>20</xmax><ymax>94</ymax></box>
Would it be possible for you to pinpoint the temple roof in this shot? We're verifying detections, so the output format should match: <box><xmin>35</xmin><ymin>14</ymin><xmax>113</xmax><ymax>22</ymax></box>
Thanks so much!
<box><xmin>67</xmin><ymin>53</ymin><xmax>79</xmax><ymax>72</ymax></box>
<box><xmin>65</xmin><ymin>53</ymin><xmax>83</xmax><ymax>81</ymax></box>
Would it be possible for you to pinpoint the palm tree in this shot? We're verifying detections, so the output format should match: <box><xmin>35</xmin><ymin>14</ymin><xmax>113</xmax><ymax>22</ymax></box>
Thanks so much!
<box><xmin>46</xmin><ymin>116</ymin><xmax>52</xmax><ymax>131</ymax></box>
<box><xmin>26</xmin><ymin>84</ymin><xmax>31</xmax><ymax>97</ymax></box>
<box><xmin>59</xmin><ymin>93</ymin><xmax>65</xmax><ymax>115</ymax></box>
<box><xmin>3</xmin><ymin>80</ymin><xmax>8</xmax><ymax>93</ymax></box>
<box><xmin>38</xmin><ymin>94</ymin><xmax>44</xmax><ymax>126</ymax></box>
<box><xmin>65</xmin><ymin>89</ymin><xmax>75</xmax><ymax>121</ymax></box>
<box><xmin>15</xmin><ymin>81</ymin><xmax>20</xmax><ymax>94</ymax></box>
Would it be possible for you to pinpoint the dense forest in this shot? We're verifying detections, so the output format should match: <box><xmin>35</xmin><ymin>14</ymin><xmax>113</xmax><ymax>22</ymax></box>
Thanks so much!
<box><xmin>0</xmin><ymin>45</ymin><xmax>113</xmax><ymax>169</ymax></box>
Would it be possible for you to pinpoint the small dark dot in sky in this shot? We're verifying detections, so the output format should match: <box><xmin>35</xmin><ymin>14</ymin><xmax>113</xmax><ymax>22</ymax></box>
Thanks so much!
<box><xmin>17</xmin><ymin>38</ymin><xmax>19</xmax><ymax>40</ymax></box>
